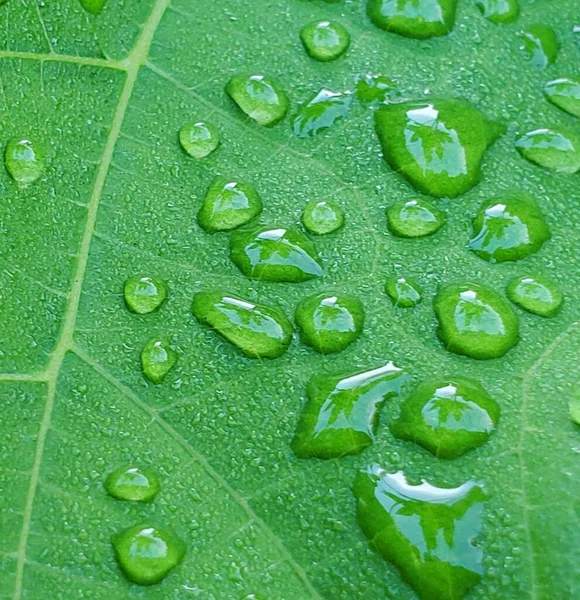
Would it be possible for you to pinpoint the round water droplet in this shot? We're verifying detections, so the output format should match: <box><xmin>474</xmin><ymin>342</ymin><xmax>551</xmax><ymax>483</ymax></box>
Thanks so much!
<box><xmin>386</xmin><ymin>198</ymin><xmax>445</xmax><ymax>238</ymax></box>
<box><xmin>301</xmin><ymin>200</ymin><xmax>344</xmax><ymax>235</ymax></box>
<box><xmin>141</xmin><ymin>338</ymin><xmax>177</xmax><ymax>384</ymax></box>
<box><xmin>79</xmin><ymin>0</ymin><xmax>107</xmax><ymax>15</ymax></box>
<box><xmin>300</xmin><ymin>20</ymin><xmax>350</xmax><ymax>62</ymax></box>
<box><xmin>506</xmin><ymin>274</ymin><xmax>563</xmax><ymax>317</ymax></box>
<box><xmin>356</xmin><ymin>73</ymin><xmax>399</xmax><ymax>104</ymax></box>
<box><xmin>198</xmin><ymin>177</ymin><xmax>262</xmax><ymax>232</ymax></box>
<box><xmin>515</xmin><ymin>127</ymin><xmax>580</xmax><ymax>174</ymax></box>
<box><xmin>226</xmin><ymin>73</ymin><xmax>289</xmax><ymax>126</ymax></box>
<box><xmin>519</xmin><ymin>24</ymin><xmax>560</xmax><ymax>69</ymax></box>
<box><xmin>111</xmin><ymin>524</ymin><xmax>186</xmax><ymax>586</ymax></box>
<box><xmin>385</xmin><ymin>276</ymin><xmax>423</xmax><ymax>307</ymax></box>
<box><xmin>179</xmin><ymin>121</ymin><xmax>220</xmax><ymax>159</ymax></box>
<box><xmin>544</xmin><ymin>77</ymin><xmax>580</xmax><ymax>119</ymax></box>
<box><xmin>475</xmin><ymin>0</ymin><xmax>519</xmax><ymax>24</ymax></box>
<box><xmin>293</xmin><ymin>89</ymin><xmax>351</xmax><ymax>138</ymax></box>
<box><xmin>104</xmin><ymin>466</ymin><xmax>160</xmax><ymax>502</ymax></box>
<box><xmin>434</xmin><ymin>283</ymin><xmax>520</xmax><ymax>360</ymax></box>
<box><xmin>468</xmin><ymin>194</ymin><xmax>551</xmax><ymax>263</ymax></box>
<box><xmin>5</xmin><ymin>138</ymin><xmax>45</xmax><ymax>185</ymax></box>
<box><xmin>124</xmin><ymin>275</ymin><xmax>167</xmax><ymax>314</ymax></box>
<box><xmin>391</xmin><ymin>377</ymin><xmax>500</xmax><ymax>458</ymax></box>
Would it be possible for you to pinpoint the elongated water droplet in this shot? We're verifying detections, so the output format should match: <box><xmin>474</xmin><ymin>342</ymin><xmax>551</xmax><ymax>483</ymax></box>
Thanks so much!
<box><xmin>519</xmin><ymin>24</ymin><xmax>560</xmax><ymax>69</ymax></box>
<box><xmin>191</xmin><ymin>291</ymin><xmax>293</xmax><ymax>358</ymax></box>
<box><xmin>292</xmin><ymin>363</ymin><xmax>408</xmax><ymax>458</ymax></box>
<box><xmin>198</xmin><ymin>177</ymin><xmax>262</xmax><ymax>232</ymax></box>
<box><xmin>179</xmin><ymin>121</ymin><xmax>220</xmax><ymax>159</ymax></box>
<box><xmin>569</xmin><ymin>397</ymin><xmax>580</xmax><ymax>426</ymax></box>
<box><xmin>353</xmin><ymin>465</ymin><xmax>486</xmax><ymax>600</ymax></box>
<box><xmin>391</xmin><ymin>377</ymin><xmax>500</xmax><ymax>458</ymax></box>
<box><xmin>230</xmin><ymin>225</ymin><xmax>323</xmax><ymax>282</ymax></box>
<box><xmin>434</xmin><ymin>283</ymin><xmax>520</xmax><ymax>359</ymax></box>
<box><xmin>293</xmin><ymin>89</ymin><xmax>351</xmax><ymax>138</ymax></box>
<box><xmin>302</xmin><ymin>200</ymin><xmax>344</xmax><ymax>235</ymax></box>
<box><xmin>386</xmin><ymin>198</ymin><xmax>445</xmax><ymax>237</ymax></box>
<box><xmin>111</xmin><ymin>524</ymin><xmax>186</xmax><ymax>586</ymax></box>
<box><xmin>468</xmin><ymin>194</ymin><xmax>550</xmax><ymax>263</ymax></box>
<box><xmin>356</xmin><ymin>73</ymin><xmax>399</xmax><ymax>105</ymax></box>
<box><xmin>226</xmin><ymin>73</ymin><xmax>289</xmax><ymax>126</ymax></box>
<box><xmin>385</xmin><ymin>276</ymin><xmax>422</xmax><ymax>307</ymax></box>
<box><xmin>506</xmin><ymin>274</ymin><xmax>563</xmax><ymax>317</ymax></box>
<box><xmin>295</xmin><ymin>293</ymin><xmax>364</xmax><ymax>354</ymax></box>
<box><xmin>475</xmin><ymin>0</ymin><xmax>519</xmax><ymax>24</ymax></box>
<box><xmin>300</xmin><ymin>20</ymin><xmax>350</xmax><ymax>62</ymax></box>
<box><xmin>80</xmin><ymin>0</ymin><xmax>107</xmax><ymax>15</ymax></box>
<box><xmin>141</xmin><ymin>339</ymin><xmax>177</xmax><ymax>384</ymax></box>
<box><xmin>544</xmin><ymin>77</ymin><xmax>580</xmax><ymax>119</ymax></box>
<box><xmin>515</xmin><ymin>127</ymin><xmax>580</xmax><ymax>174</ymax></box>
<box><xmin>375</xmin><ymin>99</ymin><xmax>503</xmax><ymax>198</ymax></box>
<box><xmin>124</xmin><ymin>275</ymin><xmax>167</xmax><ymax>314</ymax></box>
<box><xmin>5</xmin><ymin>138</ymin><xmax>45</xmax><ymax>185</ymax></box>
<box><xmin>105</xmin><ymin>467</ymin><xmax>160</xmax><ymax>502</ymax></box>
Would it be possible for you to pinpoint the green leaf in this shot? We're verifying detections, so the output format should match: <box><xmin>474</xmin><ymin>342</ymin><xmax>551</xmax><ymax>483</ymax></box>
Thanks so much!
<box><xmin>0</xmin><ymin>1</ymin><xmax>578</xmax><ymax>599</ymax></box>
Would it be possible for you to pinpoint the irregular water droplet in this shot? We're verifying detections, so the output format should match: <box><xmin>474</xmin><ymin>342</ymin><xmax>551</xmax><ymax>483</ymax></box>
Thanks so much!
<box><xmin>141</xmin><ymin>339</ymin><xmax>177</xmax><ymax>384</ymax></box>
<box><xmin>230</xmin><ymin>225</ymin><xmax>323</xmax><ymax>282</ymax></box>
<box><xmin>301</xmin><ymin>200</ymin><xmax>344</xmax><ymax>235</ymax></box>
<box><xmin>293</xmin><ymin>89</ymin><xmax>352</xmax><ymax>137</ymax></box>
<box><xmin>226</xmin><ymin>73</ymin><xmax>289</xmax><ymax>126</ymax></box>
<box><xmin>367</xmin><ymin>0</ymin><xmax>458</xmax><ymax>39</ymax></box>
<box><xmin>515</xmin><ymin>127</ymin><xmax>580</xmax><ymax>174</ymax></box>
<box><xmin>506</xmin><ymin>274</ymin><xmax>563</xmax><ymax>317</ymax></box>
<box><xmin>519</xmin><ymin>24</ymin><xmax>560</xmax><ymax>69</ymax></box>
<box><xmin>468</xmin><ymin>194</ymin><xmax>551</xmax><ymax>263</ymax></box>
<box><xmin>475</xmin><ymin>0</ymin><xmax>519</xmax><ymax>24</ymax></box>
<box><xmin>434</xmin><ymin>283</ymin><xmax>520</xmax><ymax>359</ymax></box>
<box><xmin>391</xmin><ymin>377</ymin><xmax>500</xmax><ymax>458</ymax></box>
<box><xmin>124</xmin><ymin>276</ymin><xmax>167</xmax><ymax>314</ymax></box>
<box><xmin>385</xmin><ymin>276</ymin><xmax>423</xmax><ymax>307</ymax></box>
<box><xmin>191</xmin><ymin>291</ymin><xmax>293</xmax><ymax>358</ymax></box>
<box><xmin>386</xmin><ymin>198</ymin><xmax>445</xmax><ymax>237</ymax></box>
<box><xmin>198</xmin><ymin>177</ymin><xmax>262</xmax><ymax>232</ymax></box>
<box><xmin>179</xmin><ymin>121</ymin><xmax>220</xmax><ymax>159</ymax></box>
<box><xmin>544</xmin><ymin>77</ymin><xmax>580</xmax><ymax>119</ymax></box>
<box><xmin>375</xmin><ymin>99</ymin><xmax>503</xmax><ymax>198</ymax></box>
<box><xmin>104</xmin><ymin>467</ymin><xmax>160</xmax><ymax>502</ymax></box>
<box><xmin>353</xmin><ymin>465</ymin><xmax>486</xmax><ymax>600</ymax></box>
<box><xmin>300</xmin><ymin>20</ymin><xmax>350</xmax><ymax>62</ymax></box>
<box><xmin>79</xmin><ymin>0</ymin><xmax>107</xmax><ymax>15</ymax></box>
<box><xmin>356</xmin><ymin>73</ymin><xmax>399</xmax><ymax>104</ymax></box>
<box><xmin>111</xmin><ymin>524</ymin><xmax>186</xmax><ymax>586</ymax></box>
<box><xmin>292</xmin><ymin>362</ymin><xmax>408</xmax><ymax>458</ymax></box>
<box><xmin>5</xmin><ymin>138</ymin><xmax>45</xmax><ymax>186</ymax></box>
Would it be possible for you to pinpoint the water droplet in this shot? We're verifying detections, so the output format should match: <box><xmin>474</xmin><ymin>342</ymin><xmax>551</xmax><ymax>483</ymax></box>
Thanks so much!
<box><xmin>356</xmin><ymin>73</ymin><xmax>399</xmax><ymax>104</ymax></box>
<box><xmin>111</xmin><ymin>524</ymin><xmax>186</xmax><ymax>586</ymax></box>
<box><xmin>124</xmin><ymin>275</ymin><xmax>167</xmax><ymax>314</ymax></box>
<box><xmin>197</xmin><ymin>177</ymin><xmax>262</xmax><ymax>232</ymax></box>
<box><xmin>391</xmin><ymin>377</ymin><xmax>500</xmax><ymax>458</ymax></box>
<box><xmin>515</xmin><ymin>127</ymin><xmax>580</xmax><ymax>174</ymax></box>
<box><xmin>293</xmin><ymin>89</ymin><xmax>352</xmax><ymax>138</ymax></box>
<box><xmin>179</xmin><ymin>121</ymin><xmax>220</xmax><ymax>159</ymax></box>
<box><xmin>141</xmin><ymin>339</ymin><xmax>177</xmax><ymax>384</ymax></box>
<box><xmin>292</xmin><ymin>362</ymin><xmax>408</xmax><ymax>458</ymax></box>
<box><xmin>375</xmin><ymin>99</ymin><xmax>503</xmax><ymax>198</ymax></box>
<box><xmin>353</xmin><ymin>465</ymin><xmax>486</xmax><ymax>600</ymax></box>
<box><xmin>475</xmin><ymin>0</ymin><xmax>519</xmax><ymax>24</ymax></box>
<box><xmin>468</xmin><ymin>194</ymin><xmax>551</xmax><ymax>263</ymax></box>
<box><xmin>434</xmin><ymin>283</ymin><xmax>520</xmax><ymax>359</ymax></box>
<box><xmin>506</xmin><ymin>274</ymin><xmax>563</xmax><ymax>317</ymax></box>
<box><xmin>300</xmin><ymin>20</ymin><xmax>350</xmax><ymax>62</ymax></box>
<box><xmin>229</xmin><ymin>225</ymin><xmax>323</xmax><ymax>282</ymax></box>
<box><xmin>79</xmin><ymin>0</ymin><xmax>107</xmax><ymax>15</ymax></box>
<box><xmin>385</xmin><ymin>276</ymin><xmax>423</xmax><ymax>307</ymax></box>
<box><xmin>367</xmin><ymin>0</ymin><xmax>458</xmax><ymax>39</ymax></box>
<box><xmin>569</xmin><ymin>397</ymin><xmax>580</xmax><ymax>426</ymax></box>
<box><xmin>225</xmin><ymin>73</ymin><xmax>289</xmax><ymax>126</ymax></box>
<box><xmin>544</xmin><ymin>77</ymin><xmax>580</xmax><ymax>119</ymax></box>
<box><xmin>386</xmin><ymin>198</ymin><xmax>445</xmax><ymax>237</ymax></box>
<box><xmin>519</xmin><ymin>24</ymin><xmax>559</xmax><ymax>69</ymax></box>
<box><xmin>104</xmin><ymin>467</ymin><xmax>160</xmax><ymax>502</ymax></box>
<box><xmin>5</xmin><ymin>138</ymin><xmax>45</xmax><ymax>186</ymax></box>
<box><xmin>191</xmin><ymin>291</ymin><xmax>293</xmax><ymax>358</ymax></box>
<box><xmin>301</xmin><ymin>200</ymin><xmax>344</xmax><ymax>235</ymax></box>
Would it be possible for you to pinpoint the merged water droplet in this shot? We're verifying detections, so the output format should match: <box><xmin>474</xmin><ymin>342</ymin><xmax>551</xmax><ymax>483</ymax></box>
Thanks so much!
<box><xmin>5</xmin><ymin>138</ymin><xmax>45</xmax><ymax>186</ymax></box>
<box><xmin>141</xmin><ymin>338</ymin><xmax>177</xmax><ymax>384</ymax></box>
<box><xmin>179</xmin><ymin>121</ymin><xmax>220</xmax><ymax>159</ymax></box>
<box><xmin>191</xmin><ymin>291</ymin><xmax>293</xmax><ymax>358</ymax></box>
<box><xmin>468</xmin><ymin>193</ymin><xmax>551</xmax><ymax>263</ymax></box>
<box><xmin>301</xmin><ymin>200</ymin><xmax>344</xmax><ymax>235</ymax></box>
<box><xmin>385</xmin><ymin>276</ymin><xmax>423</xmax><ymax>307</ymax></box>
<box><xmin>544</xmin><ymin>77</ymin><xmax>580</xmax><ymax>119</ymax></box>
<box><xmin>435</xmin><ymin>283</ymin><xmax>520</xmax><ymax>360</ymax></box>
<box><xmin>104</xmin><ymin>466</ymin><xmax>160</xmax><ymax>502</ymax></box>
<box><xmin>475</xmin><ymin>0</ymin><xmax>519</xmax><ymax>24</ymax></box>
<box><xmin>375</xmin><ymin>99</ymin><xmax>503</xmax><ymax>198</ymax></box>
<box><xmin>111</xmin><ymin>524</ymin><xmax>186</xmax><ymax>586</ymax></box>
<box><xmin>391</xmin><ymin>377</ymin><xmax>500</xmax><ymax>458</ymax></box>
<box><xmin>353</xmin><ymin>465</ymin><xmax>486</xmax><ymax>600</ymax></box>
<box><xmin>519</xmin><ymin>25</ymin><xmax>560</xmax><ymax>69</ymax></box>
<box><xmin>79</xmin><ymin>0</ymin><xmax>107</xmax><ymax>15</ymax></box>
<box><xmin>291</xmin><ymin>362</ymin><xmax>408</xmax><ymax>459</ymax></box>
<box><xmin>515</xmin><ymin>127</ymin><xmax>580</xmax><ymax>174</ymax></box>
<box><xmin>293</xmin><ymin>89</ymin><xmax>352</xmax><ymax>138</ymax></box>
<box><xmin>300</xmin><ymin>20</ymin><xmax>350</xmax><ymax>62</ymax></box>
<box><xmin>198</xmin><ymin>177</ymin><xmax>262</xmax><ymax>232</ymax></box>
<box><xmin>356</xmin><ymin>73</ymin><xmax>399</xmax><ymax>105</ymax></box>
<box><xmin>226</xmin><ymin>73</ymin><xmax>289</xmax><ymax>126</ymax></box>
<box><xmin>124</xmin><ymin>275</ymin><xmax>167</xmax><ymax>314</ymax></box>
<box><xmin>506</xmin><ymin>274</ymin><xmax>563</xmax><ymax>317</ymax></box>
<box><xmin>229</xmin><ymin>225</ymin><xmax>323</xmax><ymax>282</ymax></box>
<box><xmin>386</xmin><ymin>198</ymin><xmax>445</xmax><ymax>238</ymax></box>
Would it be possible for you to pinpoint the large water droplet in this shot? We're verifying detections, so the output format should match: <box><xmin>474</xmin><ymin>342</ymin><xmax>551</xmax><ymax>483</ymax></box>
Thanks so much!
<box><xmin>229</xmin><ymin>225</ymin><xmax>323</xmax><ymax>282</ymax></box>
<box><xmin>353</xmin><ymin>465</ymin><xmax>486</xmax><ymax>600</ymax></box>
<box><xmin>5</xmin><ymin>138</ymin><xmax>45</xmax><ymax>186</ymax></box>
<box><xmin>191</xmin><ymin>291</ymin><xmax>293</xmax><ymax>359</ymax></box>
<box><xmin>356</xmin><ymin>73</ymin><xmax>399</xmax><ymax>105</ymax></box>
<box><xmin>519</xmin><ymin>24</ymin><xmax>560</xmax><ymax>69</ymax></box>
<box><xmin>386</xmin><ymin>198</ymin><xmax>445</xmax><ymax>237</ymax></box>
<box><xmin>291</xmin><ymin>362</ymin><xmax>408</xmax><ymax>458</ymax></box>
<box><xmin>293</xmin><ymin>89</ymin><xmax>352</xmax><ymax>137</ymax></box>
<box><xmin>301</xmin><ymin>200</ymin><xmax>344</xmax><ymax>235</ymax></box>
<box><xmin>105</xmin><ymin>467</ymin><xmax>160</xmax><ymax>502</ymax></box>
<box><xmin>544</xmin><ymin>77</ymin><xmax>580</xmax><ymax>119</ymax></box>
<box><xmin>515</xmin><ymin>127</ymin><xmax>580</xmax><ymax>174</ymax></box>
<box><xmin>468</xmin><ymin>194</ymin><xmax>551</xmax><ymax>263</ymax></box>
<box><xmin>475</xmin><ymin>0</ymin><xmax>519</xmax><ymax>24</ymax></box>
<box><xmin>124</xmin><ymin>275</ymin><xmax>167</xmax><ymax>314</ymax></box>
<box><xmin>569</xmin><ymin>397</ymin><xmax>580</xmax><ymax>426</ymax></box>
<box><xmin>179</xmin><ymin>121</ymin><xmax>220</xmax><ymax>159</ymax></box>
<box><xmin>80</xmin><ymin>0</ymin><xmax>107</xmax><ymax>15</ymax></box>
<box><xmin>375</xmin><ymin>99</ymin><xmax>503</xmax><ymax>198</ymax></box>
<box><xmin>111</xmin><ymin>524</ymin><xmax>186</xmax><ymax>586</ymax></box>
<box><xmin>385</xmin><ymin>275</ymin><xmax>423</xmax><ymax>307</ymax></box>
<box><xmin>506</xmin><ymin>274</ymin><xmax>563</xmax><ymax>317</ymax></box>
<box><xmin>435</xmin><ymin>283</ymin><xmax>519</xmax><ymax>359</ymax></box>
<box><xmin>300</xmin><ymin>20</ymin><xmax>350</xmax><ymax>62</ymax></box>
<box><xmin>141</xmin><ymin>338</ymin><xmax>177</xmax><ymax>384</ymax></box>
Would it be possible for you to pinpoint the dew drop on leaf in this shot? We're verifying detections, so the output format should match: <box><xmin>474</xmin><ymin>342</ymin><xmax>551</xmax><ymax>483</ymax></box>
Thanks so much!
<box><xmin>544</xmin><ymin>77</ymin><xmax>580</xmax><ymax>119</ymax></box>
<box><xmin>104</xmin><ymin>466</ymin><xmax>160</xmax><ymax>502</ymax></box>
<box><xmin>301</xmin><ymin>200</ymin><xmax>344</xmax><ymax>235</ymax></box>
<box><xmin>123</xmin><ymin>275</ymin><xmax>167</xmax><ymax>314</ymax></box>
<box><xmin>515</xmin><ymin>127</ymin><xmax>580</xmax><ymax>174</ymax></box>
<box><xmin>384</xmin><ymin>275</ymin><xmax>423</xmax><ymax>307</ymax></box>
<box><xmin>356</xmin><ymin>73</ymin><xmax>399</xmax><ymax>105</ymax></box>
<box><xmin>79</xmin><ymin>0</ymin><xmax>107</xmax><ymax>15</ymax></box>
<box><xmin>141</xmin><ymin>338</ymin><xmax>177</xmax><ymax>384</ymax></box>
<box><xmin>300</xmin><ymin>20</ymin><xmax>350</xmax><ymax>62</ymax></box>
<box><xmin>293</xmin><ymin>89</ymin><xmax>352</xmax><ymax>138</ymax></box>
<box><xmin>506</xmin><ymin>274</ymin><xmax>563</xmax><ymax>317</ymax></box>
<box><xmin>475</xmin><ymin>0</ymin><xmax>519</xmax><ymax>25</ymax></box>
<box><xmin>5</xmin><ymin>137</ymin><xmax>45</xmax><ymax>186</ymax></box>
<box><xmin>519</xmin><ymin>24</ymin><xmax>560</xmax><ymax>69</ymax></box>
<box><xmin>386</xmin><ymin>198</ymin><xmax>445</xmax><ymax>238</ymax></box>
<box><xmin>569</xmin><ymin>397</ymin><xmax>580</xmax><ymax>426</ymax></box>
<box><xmin>179</xmin><ymin>121</ymin><xmax>220</xmax><ymax>159</ymax></box>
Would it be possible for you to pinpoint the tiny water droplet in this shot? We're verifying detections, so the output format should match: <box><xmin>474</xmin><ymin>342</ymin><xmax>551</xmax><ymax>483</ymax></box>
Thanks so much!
<box><xmin>301</xmin><ymin>200</ymin><xmax>344</xmax><ymax>235</ymax></box>
<box><xmin>141</xmin><ymin>338</ymin><xmax>177</xmax><ymax>384</ymax></box>
<box><xmin>386</xmin><ymin>198</ymin><xmax>445</xmax><ymax>237</ymax></box>
<box><xmin>104</xmin><ymin>466</ymin><xmax>160</xmax><ymax>502</ymax></box>
<box><xmin>515</xmin><ymin>127</ymin><xmax>580</xmax><ymax>174</ymax></box>
<box><xmin>506</xmin><ymin>274</ymin><xmax>563</xmax><ymax>317</ymax></box>
<box><xmin>124</xmin><ymin>275</ymin><xmax>167</xmax><ymax>314</ymax></box>
<box><xmin>179</xmin><ymin>121</ymin><xmax>220</xmax><ymax>159</ymax></box>
<box><xmin>356</xmin><ymin>73</ymin><xmax>399</xmax><ymax>104</ymax></box>
<box><xmin>79</xmin><ymin>0</ymin><xmax>107</xmax><ymax>15</ymax></box>
<box><xmin>544</xmin><ymin>77</ymin><xmax>580</xmax><ymax>119</ymax></box>
<box><xmin>384</xmin><ymin>276</ymin><xmax>423</xmax><ymax>307</ymax></box>
<box><xmin>519</xmin><ymin>24</ymin><xmax>559</xmax><ymax>69</ymax></box>
<box><xmin>475</xmin><ymin>0</ymin><xmax>519</xmax><ymax>24</ymax></box>
<box><xmin>300</xmin><ymin>20</ymin><xmax>350</xmax><ymax>62</ymax></box>
<box><xmin>293</xmin><ymin>89</ymin><xmax>351</xmax><ymax>138</ymax></box>
<box><xmin>5</xmin><ymin>138</ymin><xmax>45</xmax><ymax>185</ymax></box>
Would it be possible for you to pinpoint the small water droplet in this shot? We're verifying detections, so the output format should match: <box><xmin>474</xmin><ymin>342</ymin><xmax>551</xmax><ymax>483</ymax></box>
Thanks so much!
<box><xmin>179</xmin><ymin>121</ymin><xmax>220</xmax><ymax>159</ymax></box>
<box><xmin>79</xmin><ymin>0</ymin><xmax>107</xmax><ymax>15</ymax></box>
<box><xmin>300</xmin><ymin>20</ymin><xmax>350</xmax><ymax>62</ymax></box>
<box><xmin>386</xmin><ymin>198</ymin><xmax>445</xmax><ymax>237</ymax></box>
<box><xmin>104</xmin><ymin>466</ymin><xmax>160</xmax><ymax>502</ymax></box>
<box><xmin>293</xmin><ymin>89</ymin><xmax>352</xmax><ymax>138</ymax></box>
<box><xmin>124</xmin><ymin>275</ymin><xmax>167</xmax><ymax>314</ymax></box>
<box><xmin>301</xmin><ymin>200</ymin><xmax>344</xmax><ymax>235</ymax></box>
<box><xmin>356</xmin><ymin>73</ymin><xmax>399</xmax><ymax>104</ymax></box>
<box><xmin>519</xmin><ymin>24</ymin><xmax>559</xmax><ymax>69</ymax></box>
<box><xmin>515</xmin><ymin>127</ymin><xmax>580</xmax><ymax>174</ymax></box>
<box><xmin>141</xmin><ymin>338</ymin><xmax>177</xmax><ymax>384</ymax></box>
<box><xmin>385</xmin><ymin>276</ymin><xmax>423</xmax><ymax>307</ymax></box>
<box><xmin>475</xmin><ymin>0</ymin><xmax>519</xmax><ymax>24</ymax></box>
<box><xmin>543</xmin><ymin>77</ymin><xmax>580</xmax><ymax>119</ymax></box>
<box><xmin>5</xmin><ymin>138</ymin><xmax>45</xmax><ymax>186</ymax></box>
<box><xmin>506</xmin><ymin>274</ymin><xmax>563</xmax><ymax>317</ymax></box>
